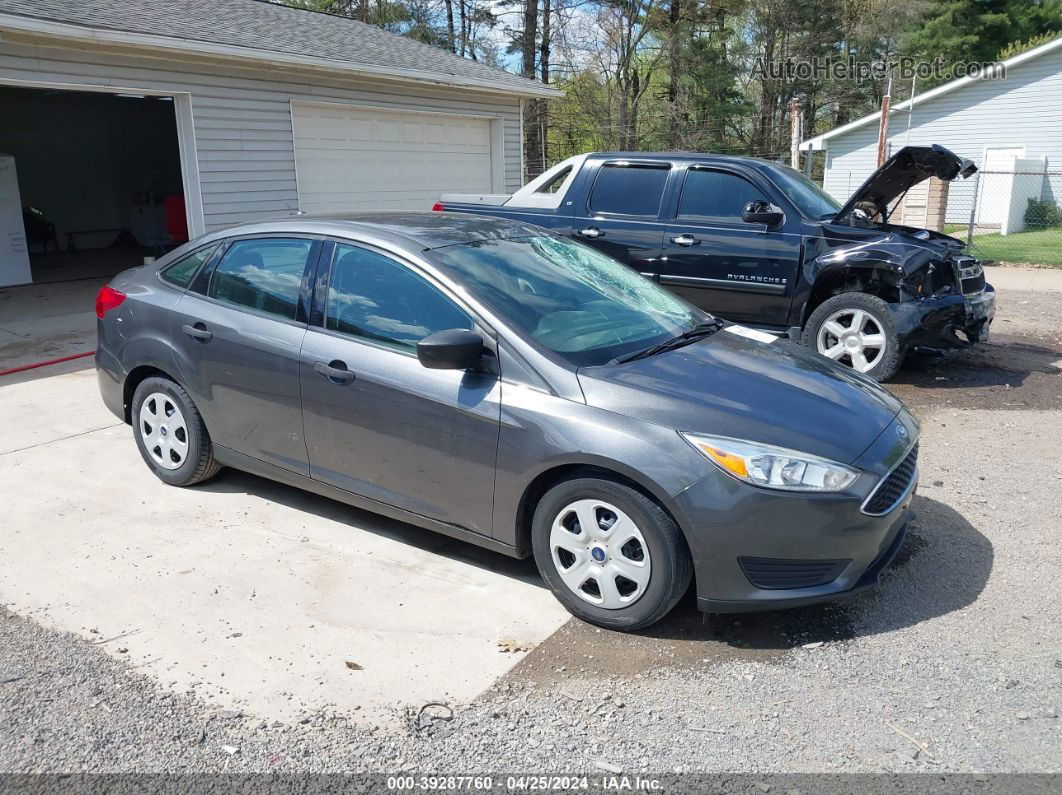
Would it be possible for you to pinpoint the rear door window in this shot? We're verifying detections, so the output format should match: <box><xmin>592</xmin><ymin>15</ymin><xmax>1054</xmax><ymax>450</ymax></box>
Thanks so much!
<box><xmin>678</xmin><ymin>169</ymin><xmax>767</xmax><ymax>221</ymax></box>
<box><xmin>588</xmin><ymin>164</ymin><xmax>670</xmax><ymax>216</ymax></box>
<box><xmin>207</xmin><ymin>238</ymin><xmax>313</xmax><ymax>320</ymax></box>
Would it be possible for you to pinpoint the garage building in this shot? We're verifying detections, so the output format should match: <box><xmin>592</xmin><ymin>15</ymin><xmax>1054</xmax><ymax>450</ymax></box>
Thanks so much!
<box><xmin>0</xmin><ymin>0</ymin><xmax>558</xmax><ymax>287</ymax></box>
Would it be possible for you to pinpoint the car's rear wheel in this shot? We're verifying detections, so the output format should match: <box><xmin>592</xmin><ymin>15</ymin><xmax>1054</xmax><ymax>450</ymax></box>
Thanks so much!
<box><xmin>803</xmin><ymin>292</ymin><xmax>902</xmax><ymax>381</ymax></box>
<box><xmin>531</xmin><ymin>477</ymin><xmax>691</xmax><ymax>631</ymax></box>
<box><xmin>131</xmin><ymin>376</ymin><xmax>220</xmax><ymax>486</ymax></box>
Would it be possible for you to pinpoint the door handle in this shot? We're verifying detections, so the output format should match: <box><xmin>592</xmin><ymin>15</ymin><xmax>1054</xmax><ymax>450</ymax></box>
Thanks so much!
<box><xmin>577</xmin><ymin>227</ymin><xmax>603</xmax><ymax>239</ymax></box>
<box><xmin>314</xmin><ymin>360</ymin><xmax>356</xmax><ymax>384</ymax></box>
<box><xmin>181</xmin><ymin>322</ymin><xmax>212</xmax><ymax>342</ymax></box>
<box><xmin>669</xmin><ymin>234</ymin><xmax>700</xmax><ymax>247</ymax></box>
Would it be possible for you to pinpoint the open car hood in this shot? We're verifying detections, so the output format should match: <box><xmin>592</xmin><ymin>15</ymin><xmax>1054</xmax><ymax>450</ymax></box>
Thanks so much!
<box><xmin>834</xmin><ymin>144</ymin><xmax>977</xmax><ymax>222</ymax></box>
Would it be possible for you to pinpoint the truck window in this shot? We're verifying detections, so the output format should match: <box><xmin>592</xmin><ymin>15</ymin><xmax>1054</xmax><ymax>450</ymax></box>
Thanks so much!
<box><xmin>588</xmin><ymin>163</ymin><xmax>670</xmax><ymax>216</ymax></box>
<box><xmin>537</xmin><ymin>166</ymin><xmax>572</xmax><ymax>193</ymax></box>
<box><xmin>678</xmin><ymin>169</ymin><xmax>767</xmax><ymax>220</ymax></box>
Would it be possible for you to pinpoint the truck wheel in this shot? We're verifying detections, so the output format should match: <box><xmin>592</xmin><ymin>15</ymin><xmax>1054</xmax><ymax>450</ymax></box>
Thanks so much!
<box><xmin>532</xmin><ymin>477</ymin><xmax>691</xmax><ymax>632</ymax></box>
<box><xmin>802</xmin><ymin>293</ymin><xmax>902</xmax><ymax>381</ymax></box>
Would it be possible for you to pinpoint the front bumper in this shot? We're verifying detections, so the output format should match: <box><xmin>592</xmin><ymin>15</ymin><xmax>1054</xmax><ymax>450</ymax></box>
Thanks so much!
<box><xmin>888</xmin><ymin>284</ymin><xmax>995</xmax><ymax>354</ymax></box>
<box><xmin>696</xmin><ymin>518</ymin><xmax>909</xmax><ymax>613</ymax></box>
<box><xmin>670</xmin><ymin>413</ymin><xmax>919</xmax><ymax>613</ymax></box>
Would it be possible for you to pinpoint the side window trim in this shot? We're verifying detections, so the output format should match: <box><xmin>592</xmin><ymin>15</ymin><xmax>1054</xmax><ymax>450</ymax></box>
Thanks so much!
<box><xmin>586</xmin><ymin>161</ymin><xmax>672</xmax><ymax>219</ymax></box>
<box><xmin>310</xmin><ymin>238</ymin><xmax>481</xmax><ymax>357</ymax></box>
<box><xmin>191</xmin><ymin>234</ymin><xmax>321</xmax><ymax>326</ymax></box>
<box><xmin>190</xmin><ymin>239</ymin><xmax>230</xmax><ymax>295</ymax></box>
<box><xmin>675</xmin><ymin>166</ymin><xmax>773</xmax><ymax>224</ymax></box>
<box><xmin>307</xmin><ymin>239</ymin><xmax>335</xmax><ymax>329</ymax></box>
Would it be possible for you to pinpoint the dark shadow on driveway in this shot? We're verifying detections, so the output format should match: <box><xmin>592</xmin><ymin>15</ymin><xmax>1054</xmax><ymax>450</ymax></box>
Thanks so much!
<box><xmin>887</xmin><ymin>336</ymin><xmax>1062</xmax><ymax>414</ymax></box>
<box><xmin>192</xmin><ymin>467</ymin><xmax>543</xmax><ymax>587</ymax></box>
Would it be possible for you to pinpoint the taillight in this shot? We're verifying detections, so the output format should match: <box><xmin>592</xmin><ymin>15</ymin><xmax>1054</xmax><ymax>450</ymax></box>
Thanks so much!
<box><xmin>431</xmin><ymin>202</ymin><xmax>445</xmax><ymax>212</ymax></box>
<box><xmin>95</xmin><ymin>285</ymin><xmax>126</xmax><ymax>319</ymax></box>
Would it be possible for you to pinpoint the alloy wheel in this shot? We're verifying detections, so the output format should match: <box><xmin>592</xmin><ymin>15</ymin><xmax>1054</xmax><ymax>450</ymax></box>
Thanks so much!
<box><xmin>549</xmin><ymin>499</ymin><xmax>652</xmax><ymax>609</ymax></box>
<box><xmin>139</xmin><ymin>392</ymin><xmax>189</xmax><ymax>470</ymax></box>
<box><xmin>816</xmin><ymin>308</ymin><xmax>887</xmax><ymax>373</ymax></box>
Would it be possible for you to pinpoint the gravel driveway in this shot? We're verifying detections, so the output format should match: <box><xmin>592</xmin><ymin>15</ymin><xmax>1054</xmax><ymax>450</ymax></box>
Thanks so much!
<box><xmin>2</xmin><ymin>276</ymin><xmax>1060</xmax><ymax>776</ymax></box>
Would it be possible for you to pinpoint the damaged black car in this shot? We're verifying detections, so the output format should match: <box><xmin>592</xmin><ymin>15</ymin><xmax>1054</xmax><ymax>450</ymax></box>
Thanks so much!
<box><xmin>439</xmin><ymin>143</ymin><xmax>996</xmax><ymax>381</ymax></box>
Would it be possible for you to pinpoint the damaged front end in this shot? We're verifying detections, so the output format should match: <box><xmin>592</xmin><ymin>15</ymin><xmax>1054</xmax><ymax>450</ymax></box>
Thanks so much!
<box><xmin>804</xmin><ymin>226</ymin><xmax>995</xmax><ymax>356</ymax></box>
<box><xmin>891</xmin><ymin>257</ymin><xmax>995</xmax><ymax>356</ymax></box>
<box><xmin>804</xmin><ymin>143</ymin><xmax>994</xmax><ymax>357</ymax></box>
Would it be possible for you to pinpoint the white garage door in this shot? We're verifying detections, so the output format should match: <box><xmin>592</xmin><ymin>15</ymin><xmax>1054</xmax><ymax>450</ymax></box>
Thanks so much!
<box><xmin>292</xmin><ymin>102</ymin><xmax>494</xmax><ymax>213</ymax></box>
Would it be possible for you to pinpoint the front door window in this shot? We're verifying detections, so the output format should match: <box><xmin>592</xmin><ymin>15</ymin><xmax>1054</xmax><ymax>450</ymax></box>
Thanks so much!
<box><xmin>324</xmin><ymin>244</ymin><xmax>473</xmax><ymax>351</ymax></box>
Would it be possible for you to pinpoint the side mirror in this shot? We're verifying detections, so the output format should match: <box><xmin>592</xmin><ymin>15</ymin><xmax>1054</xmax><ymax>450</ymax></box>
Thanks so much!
<box><xmin>417</xmin><ymin>328</ymin><xmax>486</xmax><ymax>370</ymax></box>
<box><xmin>741</xmin><ymin>200</ymin><xmax>784</xmax><ymax>227</ymax></box>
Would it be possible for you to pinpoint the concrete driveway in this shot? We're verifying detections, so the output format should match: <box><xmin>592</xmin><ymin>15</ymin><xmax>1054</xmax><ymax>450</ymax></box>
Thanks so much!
<box><xmin>0</xmin><ymin>278</ymin><xmax>106</xmax><ymax>371</ymax></box>
<box><xmin>0</xmin><ymin>366</ymin><xmax>568</xmax><ymax>725</ymax></box>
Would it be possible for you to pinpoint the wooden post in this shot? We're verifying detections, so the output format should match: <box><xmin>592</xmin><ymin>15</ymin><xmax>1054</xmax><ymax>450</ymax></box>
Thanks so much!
<box><xmin>875</xmin><ymin>76</ymin><xmax>892</xmax><ymax>167</ymax></box>
<box><xmin>790</xmin><ymin>98</ymin><xmax>802</xmax><ymax>169</ymax></box>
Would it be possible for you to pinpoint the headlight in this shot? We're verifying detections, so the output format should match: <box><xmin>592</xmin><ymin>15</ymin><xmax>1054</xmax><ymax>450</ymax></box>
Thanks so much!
<box><xmin>681</xmin><ymin>433</ymin><xmax>859</xmax><ymax>492</ymax></box>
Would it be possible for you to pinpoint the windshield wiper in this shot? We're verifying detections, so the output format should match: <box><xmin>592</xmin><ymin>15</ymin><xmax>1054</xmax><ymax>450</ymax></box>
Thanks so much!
<box><xmin>609</xmin><ymin>320</ymin><xmax>724</xmax><ymax>365</ymax></box>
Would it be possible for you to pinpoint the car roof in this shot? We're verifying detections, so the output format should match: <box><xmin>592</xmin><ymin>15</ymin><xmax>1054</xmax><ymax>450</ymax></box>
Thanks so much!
<box><xmin>198</xmin><ymin>212</ymin><xmax>544</xmax><ymax>251</ymax></box>
<box><xmin>587</xmin><ymin>152</ymin><xmax>790</xmax><ymax>171</ymax></box>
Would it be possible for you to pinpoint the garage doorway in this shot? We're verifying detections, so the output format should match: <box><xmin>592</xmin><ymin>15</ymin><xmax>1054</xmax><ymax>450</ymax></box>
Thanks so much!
<box><xmin>0</xmin><ymin>85</ymin><xmax>188</xmax><ymax>286</ymax></box>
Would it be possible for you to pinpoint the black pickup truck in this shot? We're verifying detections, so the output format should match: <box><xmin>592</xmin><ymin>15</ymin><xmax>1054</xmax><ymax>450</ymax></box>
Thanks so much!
<box><xmin>435</xmin><ymin>145</ymin><xmax>994</xmax><ymax>381</ymax></box>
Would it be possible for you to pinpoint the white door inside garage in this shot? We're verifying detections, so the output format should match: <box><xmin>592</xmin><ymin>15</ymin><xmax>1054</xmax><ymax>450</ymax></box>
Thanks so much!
<box><xmin>292</xmin><ymin>102</ymin><xmax>495</xmax><ymax>213</ymax></box>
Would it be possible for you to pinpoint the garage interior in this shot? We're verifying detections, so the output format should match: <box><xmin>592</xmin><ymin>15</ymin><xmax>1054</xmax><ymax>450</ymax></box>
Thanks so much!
<box><xmin>0</xmin><ymin>85</ymin><xmax>187</xmax><ymax>286</ymax></box>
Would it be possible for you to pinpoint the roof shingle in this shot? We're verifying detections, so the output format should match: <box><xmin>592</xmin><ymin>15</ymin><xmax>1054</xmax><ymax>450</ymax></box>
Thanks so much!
<box><xmin>0</xmin><ymin>0</ymin><xmax>558</xmax><ymax>97</ymax></box>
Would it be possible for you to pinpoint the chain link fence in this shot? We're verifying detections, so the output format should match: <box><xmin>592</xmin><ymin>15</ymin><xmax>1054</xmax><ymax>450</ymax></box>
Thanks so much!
<box><xmin>893</xmin><ymin>169</ymin><xmax>1062</xmax><ymax>267</ymax></box>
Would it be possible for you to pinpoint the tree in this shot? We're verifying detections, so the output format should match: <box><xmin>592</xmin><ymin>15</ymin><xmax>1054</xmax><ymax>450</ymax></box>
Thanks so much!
<box><xmin>273</xmin><ymin>0</ymin><xmax>1059</xmax><ymax>177</ymax></box>
<box><xmin>905</xmin><ymin>0</ymin><xmax>1061</xmax><ymax>85</ymax></box>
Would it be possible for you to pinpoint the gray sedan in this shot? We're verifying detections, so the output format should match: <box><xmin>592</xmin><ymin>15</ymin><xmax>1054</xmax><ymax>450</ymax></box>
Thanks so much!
<box><xmin>95</xmin><ymin>213</ymin><xmax>918</xmax><ymax>630</ymax></box>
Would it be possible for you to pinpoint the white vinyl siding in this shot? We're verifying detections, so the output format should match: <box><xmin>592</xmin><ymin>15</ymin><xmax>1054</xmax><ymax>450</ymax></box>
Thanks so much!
<box><xmin>291</xmin><ymin>102</ymin><xmax>494</xmax><ymax>213</ymax></box>
<box><xmin>0</xmin><ymin>34</ymin><xmax>525</xmax><ymax>232</ymax></box>
<box><xmin>821</xmin><ymin>45</ymin><xmax>1062</xmax><ymax>210</ymax></box>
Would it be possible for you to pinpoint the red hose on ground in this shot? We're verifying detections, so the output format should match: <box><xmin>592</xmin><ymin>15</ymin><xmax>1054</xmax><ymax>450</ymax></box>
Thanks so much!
<box><xmin>0</xmin><ymin>350</ymin><xmax>96</xmax><ymax>377</ymax></box>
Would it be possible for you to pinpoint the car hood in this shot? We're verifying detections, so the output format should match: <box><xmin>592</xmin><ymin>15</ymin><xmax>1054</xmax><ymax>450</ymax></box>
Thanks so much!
<box><xmin>578</xmin><ymin>328</ymin><xmax>904</xmax><ymax>466</ymax></box>
<box><xmin>834</xmin><ymin>144</ymin><xmax>977</xmax><ymax>222</ymax></box>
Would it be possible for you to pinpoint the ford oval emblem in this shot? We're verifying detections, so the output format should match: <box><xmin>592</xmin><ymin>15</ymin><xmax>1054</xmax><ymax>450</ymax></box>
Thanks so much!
<box><xmin>896</xmin><ymin>425</ymin><xmax>908</xmax><ymax>438</ymax></box>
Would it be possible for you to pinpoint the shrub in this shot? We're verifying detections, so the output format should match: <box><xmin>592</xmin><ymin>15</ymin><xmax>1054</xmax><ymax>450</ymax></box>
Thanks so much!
<box><xmin>1024</xmin><ymin>198</ymin><xmax>1062</xmax><ymax>230</ymax></box>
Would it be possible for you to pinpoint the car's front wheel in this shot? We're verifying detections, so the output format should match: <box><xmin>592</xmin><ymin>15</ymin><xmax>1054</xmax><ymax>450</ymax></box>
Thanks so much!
<box><xmin>531</xmin><ymin>476</ymin><xmax>691</xmax><ymax>631</ymax></box>
<box><xmin>802</xmin><ymin>292</ymin><xmax>902</xmax><ymax>381</ymax></box>
<box><xmin>131</xmin><ymin>376</ymin><xmax>221</xmax><ymax>486</ymax></box>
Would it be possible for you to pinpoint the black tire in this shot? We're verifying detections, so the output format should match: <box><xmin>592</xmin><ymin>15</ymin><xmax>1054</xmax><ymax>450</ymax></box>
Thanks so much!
<box><xmin>130</xmin><ymin>376</ymin><xmax>221</xmax><ymax>486</ymax></box>
<box><xmin>802</xmin><ymin>292</ymin><xmax>903</xmax><ymax>382</ymax></box>
<box><xmin>531</xmin><ymin>477</ymin><xmax>692</xmax><ymax>632</ymax></box>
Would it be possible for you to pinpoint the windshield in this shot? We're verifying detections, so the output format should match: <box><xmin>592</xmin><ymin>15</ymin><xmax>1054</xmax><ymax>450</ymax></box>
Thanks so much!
<box><xmin>770</xmin><ymin>165</ymin><xmax>842</xmax><ymax>219</ymax></box>
<box><xmin>431</xmin><ymin>235</ymin><xmax>705</xmax><ymax>366</ymax></box>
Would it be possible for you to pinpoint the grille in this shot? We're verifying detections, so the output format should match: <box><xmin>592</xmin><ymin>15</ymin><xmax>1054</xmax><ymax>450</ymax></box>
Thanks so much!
<box><xmin>863</xmin><ymin>443</ymin><xmax>919</xmax><ymax>515</ymax></box>
<box><xmin>738</xmin><ymin>557</ymin><xmax>849</xmax><ymax>590</ymax></box>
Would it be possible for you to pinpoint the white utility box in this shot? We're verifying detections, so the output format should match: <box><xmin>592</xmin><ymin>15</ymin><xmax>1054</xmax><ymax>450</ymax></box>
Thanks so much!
<box><xmin>0</xmin><ymin>154</ymin><xmax>32</xmax><ymax>287</ymax></box>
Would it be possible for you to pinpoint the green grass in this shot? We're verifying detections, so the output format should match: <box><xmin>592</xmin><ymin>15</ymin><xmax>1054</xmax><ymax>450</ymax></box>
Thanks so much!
<box><xmin>967</xmin><ymin>227</ymin><xmax>1062</xmax><ymax>267</ymax></box>
<box><xmin>940</xmin><ymin>224</ymin><xmax>1062</xmax><ymax>266</ymax></box>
